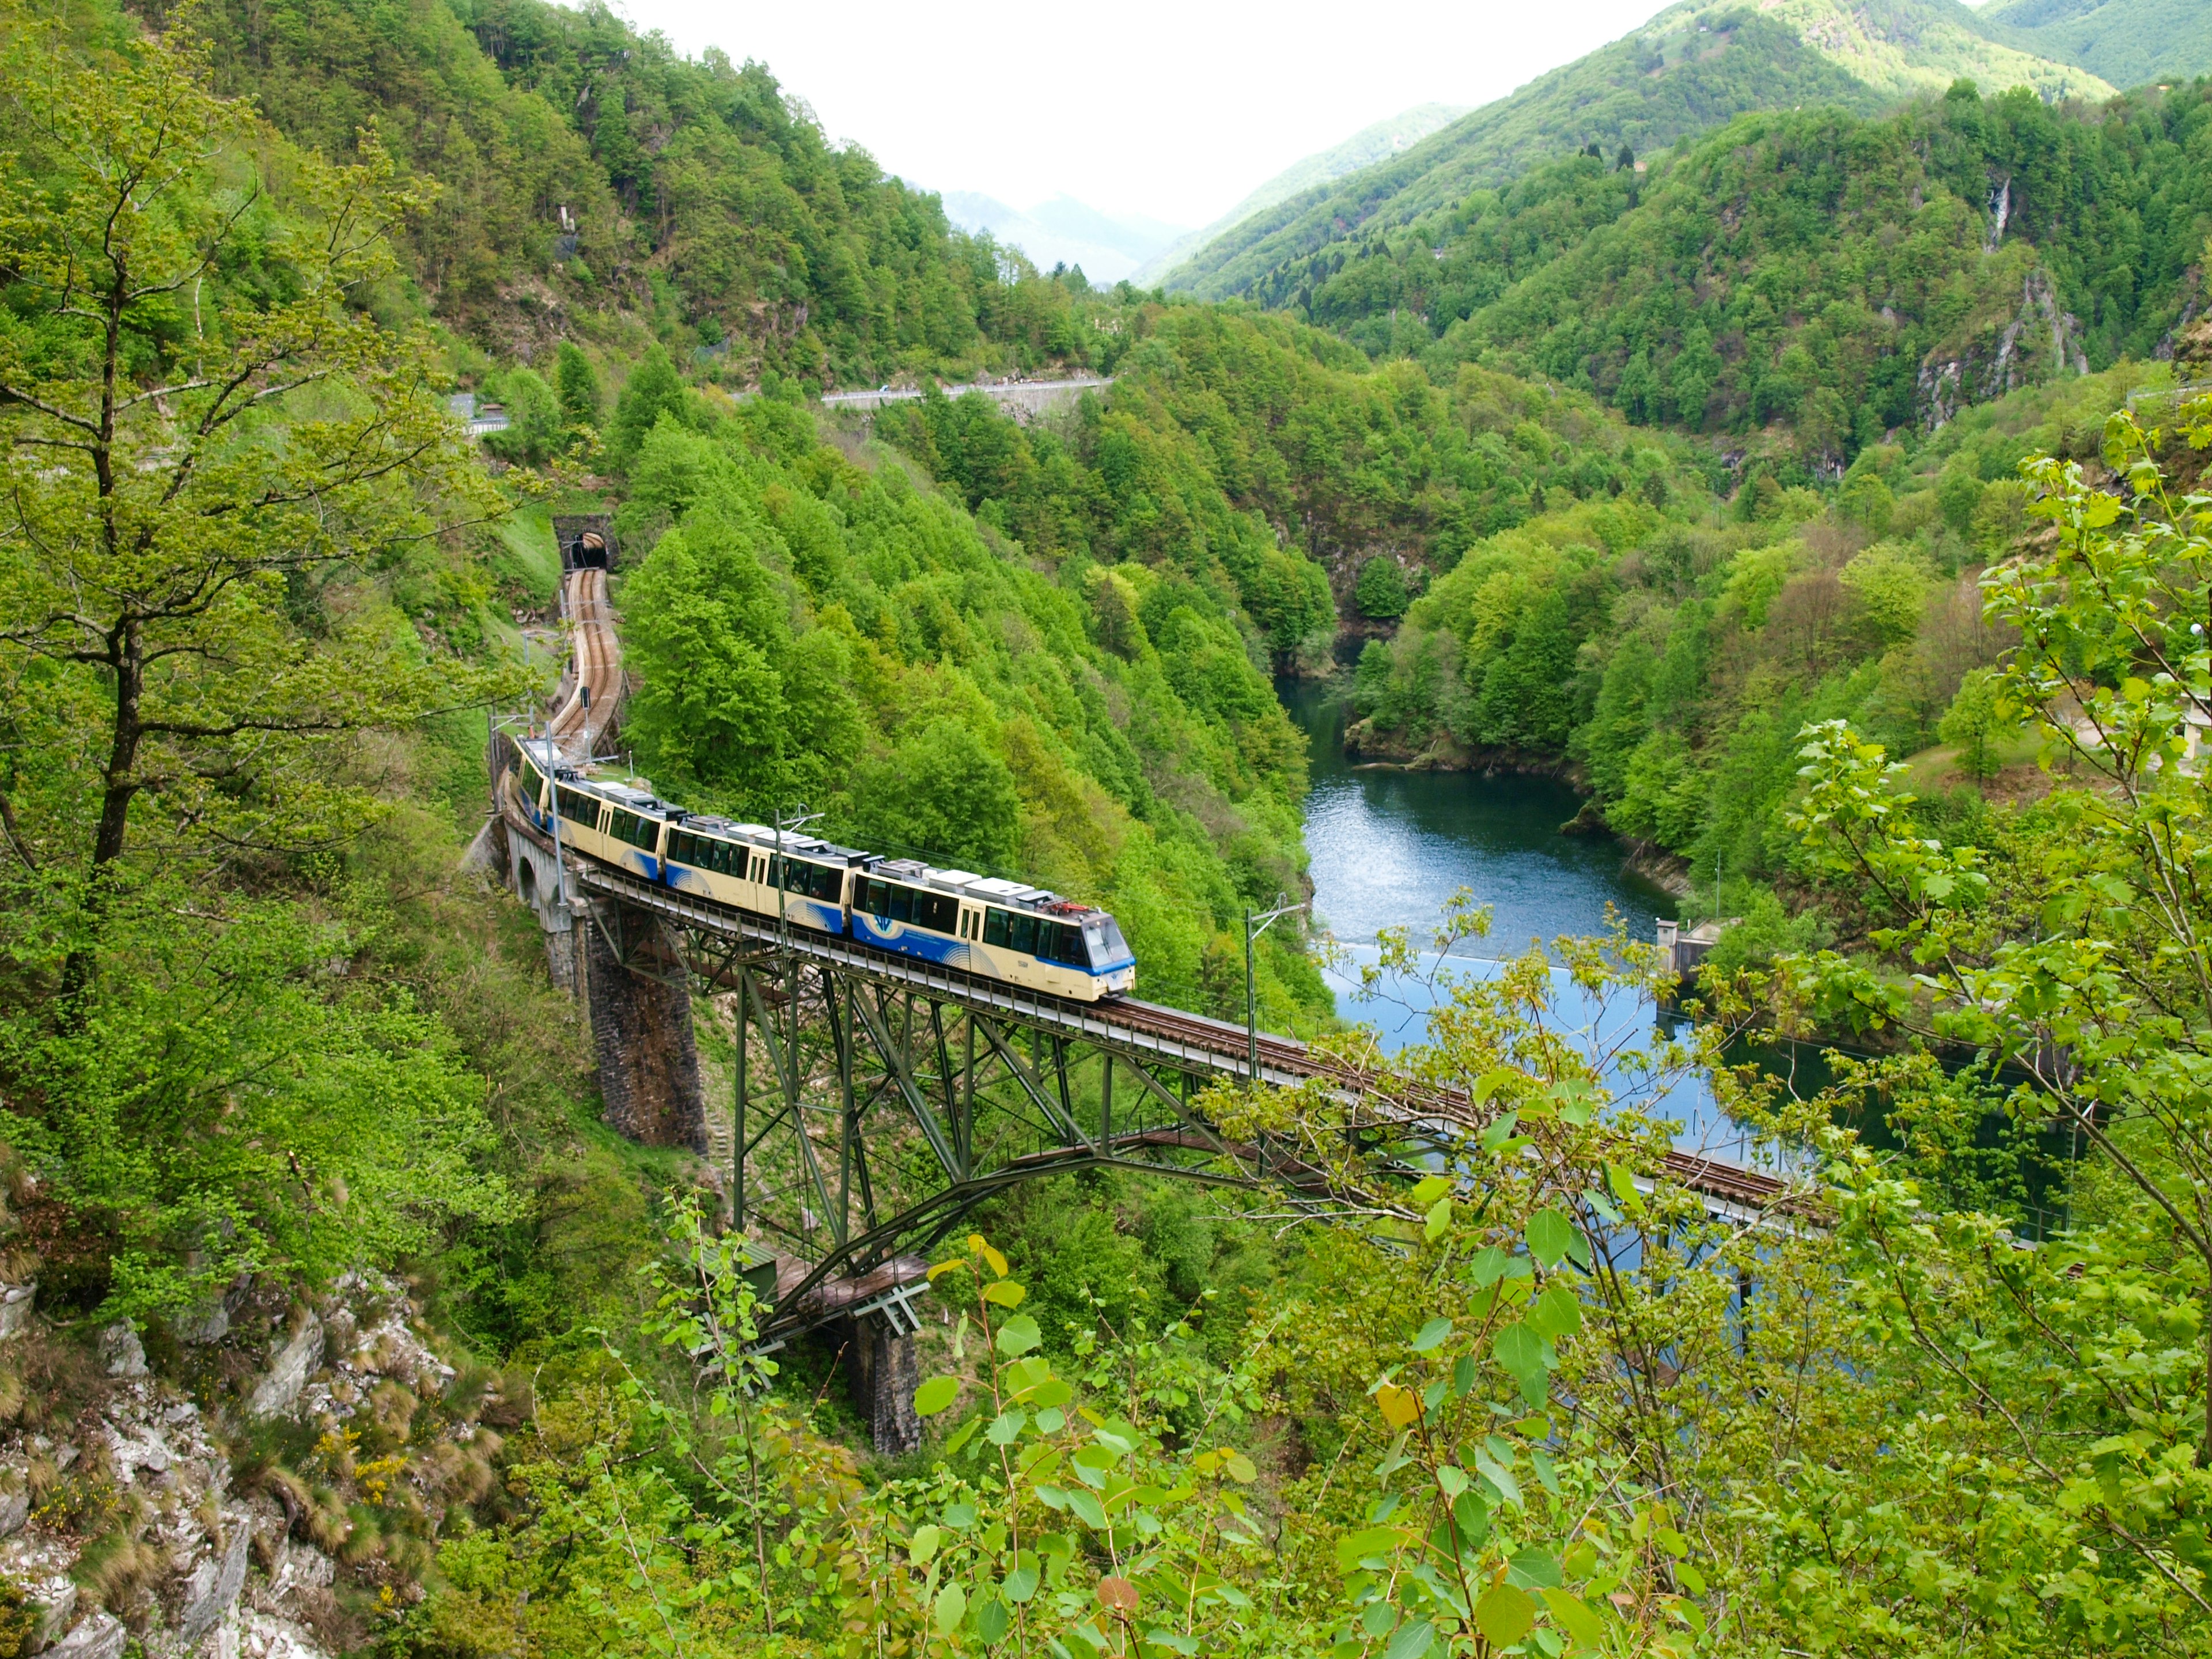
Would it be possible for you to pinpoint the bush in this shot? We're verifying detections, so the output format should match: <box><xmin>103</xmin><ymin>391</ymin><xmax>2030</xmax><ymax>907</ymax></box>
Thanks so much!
<box><xmin>1354</xmin><ymin>556</ymin><xmax>1410</xmax><ymax>619</ymax></box>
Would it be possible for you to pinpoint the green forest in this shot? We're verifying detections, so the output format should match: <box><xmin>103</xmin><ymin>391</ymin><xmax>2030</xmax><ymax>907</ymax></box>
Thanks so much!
<box><xmin>9</xmin><ymin>1</ymin><xmax>2212</xmax><ymax>1658</ymax></box>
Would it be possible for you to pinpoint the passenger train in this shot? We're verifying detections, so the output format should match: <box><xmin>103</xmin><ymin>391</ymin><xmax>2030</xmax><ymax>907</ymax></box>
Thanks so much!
<box><xmin>505</xmin><ymin>737</ymin><xmax>1137</xmax><ymax>1001</ymax></box>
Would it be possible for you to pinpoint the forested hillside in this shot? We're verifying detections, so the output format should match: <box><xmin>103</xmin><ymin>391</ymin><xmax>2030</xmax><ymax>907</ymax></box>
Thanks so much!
<box><xmin>881</xmin><ymin>304</ymin><xmax>1715</xmax><ymax>632</ymax></box>
<box><xmin>1979</xmin><ymin>0</ymin><xmax>2212</xmax><ymax>88</ymax></box>
<box><xmin>1163</xmin><ymin>0</ymin><xmax>2107</xmax><ymax>301</ymax></box>
<box><xmin>1263</xmin><ymin>82</ymin><xmax>2212</xmax><ymax>462</ymax></box>
<box><xmin>180</xmin><ymin>0</ymin><xmax>1109</xmax><ymax>387</ymax></box>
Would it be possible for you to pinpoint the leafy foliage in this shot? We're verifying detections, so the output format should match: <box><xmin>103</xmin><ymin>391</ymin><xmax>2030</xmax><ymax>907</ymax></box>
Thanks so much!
<box><xmin>609</xmin><ymin>391</ymin><xmax>1330</xmax><ymax>1021</ymax></box>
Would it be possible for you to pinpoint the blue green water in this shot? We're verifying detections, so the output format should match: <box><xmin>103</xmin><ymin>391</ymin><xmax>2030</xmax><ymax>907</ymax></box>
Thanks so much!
<box><xmin>1281</xmin><ymin>678</ymin><xmax>1771</xmax><ymax>1165</ymax></box>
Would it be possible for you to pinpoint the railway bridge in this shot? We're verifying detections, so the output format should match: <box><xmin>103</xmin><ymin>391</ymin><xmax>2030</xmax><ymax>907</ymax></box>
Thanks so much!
<box><xmin>482</xmin><ymin>518</ymin><xmax>1794</xmax><ymax>1451</ymax></box>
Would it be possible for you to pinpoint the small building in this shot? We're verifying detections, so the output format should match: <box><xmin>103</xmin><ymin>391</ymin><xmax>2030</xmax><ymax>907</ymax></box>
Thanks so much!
<box><xmin>553</xmin><ymin>513</ymin><xmax>617</xmax><ymax>573</ymax></box>
<box><xmin>1657</xmin><ymin>918</ymin><xmax>1736</xmax><ymax>981</ymax></box>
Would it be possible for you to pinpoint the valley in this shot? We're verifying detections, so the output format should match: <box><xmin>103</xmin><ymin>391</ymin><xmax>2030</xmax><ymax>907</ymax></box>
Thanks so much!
<box><xmin>2</xmin><ymin>0</ymin><xmax>2212</xmax><ymax>1655</ymax></box>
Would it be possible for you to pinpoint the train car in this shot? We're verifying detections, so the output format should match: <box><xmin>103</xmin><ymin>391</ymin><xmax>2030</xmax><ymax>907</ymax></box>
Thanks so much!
<box><xmin>661</xmin><ymin>816</ymin><xmax>865</xmax><ymax>935</ymax></box>
<box><xmin>503</xmin><ymin>739</ymin><xmax>1136</xmax><ymax>998</ymax></box>
<box><xmin>853</xmin><ymin>861</ymin><xmax>1134</xmax><ymax>1001</ymax></box>
<box><xmin>507</xmin><ymin>740</ymin><xmax>677</xmax><ymax>884</ymax></box>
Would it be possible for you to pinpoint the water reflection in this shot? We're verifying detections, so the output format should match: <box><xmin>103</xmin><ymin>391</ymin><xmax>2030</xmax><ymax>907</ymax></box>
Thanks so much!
<box><xmin>1283</xmin><ymin>678</ymin><xmax>1676</xmax><ymax>956</ymax></box>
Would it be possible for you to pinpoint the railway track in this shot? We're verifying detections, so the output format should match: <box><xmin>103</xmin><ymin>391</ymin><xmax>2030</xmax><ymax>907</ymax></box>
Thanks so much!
<box><xmin>547</xmin><ymin>567</ymin><xmax>620</xmax><ymax>760</ymax></box>
<box><xmin>1099</xmin><ymin>993</ymin><xmax>1789</xmax><ymax>1211</ymax></box>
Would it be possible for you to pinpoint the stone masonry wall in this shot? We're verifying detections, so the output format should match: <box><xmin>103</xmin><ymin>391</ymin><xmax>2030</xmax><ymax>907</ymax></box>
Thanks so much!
<box><xmin>582</xmin><ymin>904</ymin><xmax>708</xmax><ymax>1153</ymax></box>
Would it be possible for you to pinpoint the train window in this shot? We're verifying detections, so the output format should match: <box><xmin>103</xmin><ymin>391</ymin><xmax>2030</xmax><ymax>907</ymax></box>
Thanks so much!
<box><xmin>983</xmin><ymin>908</ymin><xmax>1009</xmax><ymax>947</ymax></box>
<box><xmin>1084</xmin><ymin>916</ymin><xmax>1130</xmax><ymax>968</ymax></box>
<box><xmin>555</xmin><ymin>789</ymin><xmax>597</xmax><ymax>827</ymax></box>
<box><xmin>775</xmin><ymin>858</ymin><xmax>840</xmax><ymax>902</ymax></box>
<box><xmin>1009</xmin><ymin>913</ymin><xmax>1038</xmax><ymax>956</ymax></box>
<box><xmin>914</xmin><ymin>892</ymin><xmax>957</xmax><ymax>934</ymax></box>
<box><xmin>517</xmin><ymin>759</ymin><xmax>546</xmax><ymax>801</ymax></box>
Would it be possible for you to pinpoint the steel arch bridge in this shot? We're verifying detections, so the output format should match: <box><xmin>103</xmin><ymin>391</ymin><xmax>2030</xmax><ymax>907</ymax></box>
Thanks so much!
<box><xmin>506</xmin><ymin>794</ymin><xmax>1790</xmax><ymax>1350</ymax></box>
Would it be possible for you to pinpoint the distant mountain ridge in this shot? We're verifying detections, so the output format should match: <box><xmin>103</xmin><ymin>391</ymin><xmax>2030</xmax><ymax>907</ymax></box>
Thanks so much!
<box><xmin>1164</xmin><ymin>0</ymin><xmax>2112</xmax><ymax>301</ymax></box>
<box><xmin>1130</xmin><ymin>103</ymin><xmax>1471</xmax><ymax>287</ymax></box>
<box><xmin>937</xmin><ymin>192</ymin><xmax>1185</xmax><ymax>284</ymax></box>
<box><xmin>1975</xmin><ymin>0</ymin><xmax>2212</xmax><ymax>88</ymax></box>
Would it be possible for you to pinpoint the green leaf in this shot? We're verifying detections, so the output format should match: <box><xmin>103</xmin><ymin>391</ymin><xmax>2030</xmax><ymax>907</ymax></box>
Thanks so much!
<box><xmin>1472</xmin><ymin>1068</ymin><xmax>1518</xmax><ymax>1104</ymax></box>
<box><xmin>1066</xmin><ymin>1487</ymin><xmax>1108</xmax><ymax>1530</ymax></box>
<box><xmin>934</xmin><ymin>1583</ymin><xmax>968</xmax><ymax>1637</ymax></box>
<box><xmin>1424</xmin><ymin>1195</ymin><xmax>1452</xmax><ymax>1240</ymax></box>
<box><xmin>1474</xmin><ymin>1584</ymin><xmax>1536</xmax><ymax>1649</ymax></box>
<box><xmin>974</xmin><ymin>1590</ymin><xmax>1011</xmax><ymax>1643</ymax></box>
<box><xmin>1005</xmin><ymin>1561</ymin><xmax>1040</xmax><ymax>1603</ymax></box>
<box><xmin>1526</xmin><ymin>1209</ymin><xmax>1577</xmax><ymax>1268</ymax></box>
<box><xmin>1508</xmin><ymin>1548</ymin><xmax>1563</xmax><ymax>1589</ymax></box>
<box><xmin>1224</xmin><ymin>1451</ymin><xmax>1257</xmax><ymax>1483</ymax></box>
<box><xmin>1382</xmin><ymin>1618</ymin><xmax>1434</xmax><ymax>1659</ymax></box>
<box><xmin>1451</xmin><ymin>1491</ymin><xmax>1491</xmax><ymax>1549</ymax></box>
<box><xmin>1335</xmin><ymin>1525</ymin><xmax>1404</xmax><ymax>1573</ymax></box>
<box><xmin>942</xmin><ymin>1502</ymin><xmax>977</xmax><ymax>1529</ymax></box>
<box><xmin>1435</xmin><ymin>1464</ymin><xmax>1469</xmax><ymax>1499</ymax></box>
<box><xmin>1474</xmin><ymin>1454</ymin><xmax>1522</xmax><ymax>1508</ymax></box>
<box><xmin>1492</xmin><ymin>1320</ymin><xmax>1550</xmax><ymax>1377</ymax></box>
<box><xmin>1527</xmin><ymin>1284</ymin><xmax>1583</xmax><ymax>1342</ymax></box>
<box><xmin>987</xmin><ymin>1408</ymin><xmax>1028</xmax><ymax>1445</ymax></box>
<box><xmin>1411</xmin><ymin>1316</ymin><xmax>1453</xmax><ymax>1352</ymax></box>
<box><xmin>1408</xmin><ymin>1173</ymin><xmax>1451</xmax><ymax>1205</ymax></box>
<box><xmin>995</xmin><ymin>1313</ymin><xmax>1042</xmax><ymax>1356</ymax></box>
<box><xmin>1539</xmin><ymin>1588</ymin><xmax>1607</xmax><ymax>1647</ymax></box>
<box><xmin>943</xmin><ymin>1418</ymin><xmax>983</xmax><ymax>1457</ymax></box>
<box><xmin>982</xmin><ymin>1279</ymin><xmax>1028</xmax><ymax>1308</ymax></box>
<box><xmin>914</xmin><ymin>1375</ymin><xmax>961</xmax><ymax>1416</ymax></box>
<box><xmin>1466</xmin><ymin>1245</ymin><xmax>1511</xmax><ymax>1287</ymax></box>
<box><xmin>908</xmin><ymin>1524</ymin><xmax>941</xmax><ymax>1566</ymax></box>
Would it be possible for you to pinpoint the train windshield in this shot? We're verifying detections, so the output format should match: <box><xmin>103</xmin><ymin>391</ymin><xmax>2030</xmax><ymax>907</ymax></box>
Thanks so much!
<box><xmin>1083</xmin><ymin>915</ymin><xmax>1130</xmax><ymax>969</ymax></box>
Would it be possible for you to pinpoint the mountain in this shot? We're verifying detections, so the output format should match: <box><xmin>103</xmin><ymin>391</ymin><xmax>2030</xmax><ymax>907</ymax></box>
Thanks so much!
<box><xmin>184</xmin><ymin>0</ymin><xmax>1096</xmax><ymax>387</ymax></box>
<box><xmin>1282</xmin><ymin>79</ymin><xmax>2212</xmax><ymax>453</ymax></box>
<box><xmin>1163</xmin><ymin>0</ymin><xmax>2112</xmax><ymax>301</ymax></box>
<box><xmin>1130</xmin><ymin>103</ymin><xmax>1471</xmax><ymax>286</ymax></box>
<box><xmin>937</xmin><ymin>192</ymin><xmax>1185</xmax><ymax>283</ymax></box>
<box><xmin>1973</xmin><ymin>0</ymin><xmax>2212</xmax><ymax>87</ymax></box>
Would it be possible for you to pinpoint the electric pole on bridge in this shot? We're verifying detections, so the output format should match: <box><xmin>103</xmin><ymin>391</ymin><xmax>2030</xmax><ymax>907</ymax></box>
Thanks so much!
<box><xmin>1245</xmin><ymin>893</ymin><xmax>1308</xmax><ymax>1085</ymax></box>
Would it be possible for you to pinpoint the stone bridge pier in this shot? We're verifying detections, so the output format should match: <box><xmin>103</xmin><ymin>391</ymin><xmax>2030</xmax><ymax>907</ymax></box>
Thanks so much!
<box><xmin>501</xmin><ymin>823</ymin><xmax>706</xmax><ymax>1153</ymax></box>
<box><xmin>580</xmin><ymin>899</ymin><xmax>709</xmax><ymax>1154</ymax></box>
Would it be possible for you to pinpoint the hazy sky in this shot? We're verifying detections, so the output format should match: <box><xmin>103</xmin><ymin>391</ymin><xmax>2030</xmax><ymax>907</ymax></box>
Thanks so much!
<box><xmin>616</xmin><ymin>0</ymin><xmax>1673</xmax><ymax>229</ymax></box>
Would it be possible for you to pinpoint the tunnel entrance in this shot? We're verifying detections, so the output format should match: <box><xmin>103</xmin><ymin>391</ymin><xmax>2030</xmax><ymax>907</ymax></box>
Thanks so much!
<box><xmin>553</xmin><ymin>513</ymin><xmax>617</xmax><ymax>574</ymax></box>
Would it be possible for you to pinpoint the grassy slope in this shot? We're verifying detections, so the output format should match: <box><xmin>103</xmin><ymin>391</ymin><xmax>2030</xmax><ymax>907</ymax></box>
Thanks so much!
<box><xmin>1165</xmin><ymin>0</ymin><xmax>2109</xmax><ymax>302</ymax></box>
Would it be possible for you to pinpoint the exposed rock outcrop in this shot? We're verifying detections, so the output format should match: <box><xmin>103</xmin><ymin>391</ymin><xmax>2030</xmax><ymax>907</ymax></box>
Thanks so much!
<box><xmin>0</xmin><ymin>1269</ymin><xmax>494</xmax><ymax>1659</ymax></box>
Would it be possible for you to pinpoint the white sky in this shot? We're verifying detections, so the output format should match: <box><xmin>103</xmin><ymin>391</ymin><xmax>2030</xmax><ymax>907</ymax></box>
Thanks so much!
<box><xmin>615</xmin><ymin>0</ymin><xmax>1672</xmax><ymax>229</ymax></box>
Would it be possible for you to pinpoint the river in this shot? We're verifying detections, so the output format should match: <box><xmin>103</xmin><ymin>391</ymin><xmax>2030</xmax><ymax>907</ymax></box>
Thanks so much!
<box><xmin>1281</xmin><ymin>677</ymin><xmax>1771</xmax><ymax>1165</ymax></box>
<box><xmin>1282</xmin><ymin>678</ymin><xmax>1677</xmax><ymax>958</ymax></box>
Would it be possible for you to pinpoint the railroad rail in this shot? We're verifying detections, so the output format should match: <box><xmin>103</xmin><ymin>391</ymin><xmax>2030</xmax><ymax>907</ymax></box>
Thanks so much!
<box><xmin>547</xmin><ymin>567</ymin><xmax>619</xmax><ymax>760</ymax></box>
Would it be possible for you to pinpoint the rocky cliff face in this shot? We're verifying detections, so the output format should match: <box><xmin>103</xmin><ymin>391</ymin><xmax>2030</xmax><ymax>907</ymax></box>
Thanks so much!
<box><xmin>0</xmin><ymin>1268</ymin><xmax>504</xmax><ymax>1659</ymax></box>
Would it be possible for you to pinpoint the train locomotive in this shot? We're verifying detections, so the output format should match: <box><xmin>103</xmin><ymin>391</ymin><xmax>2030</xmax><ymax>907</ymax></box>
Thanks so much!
<box><xmin>506</xmin><ymin>738</ymin><xmax>1137</xmax><ymax>1001</ymax></box>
